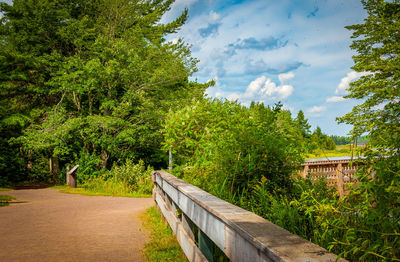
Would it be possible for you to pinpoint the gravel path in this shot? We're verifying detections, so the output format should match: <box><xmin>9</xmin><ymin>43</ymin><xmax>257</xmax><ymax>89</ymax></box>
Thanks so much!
<box><xmin>0</xmin><ymin>189</ymin><xmax>154</xmax><ymax>262</ymax></box>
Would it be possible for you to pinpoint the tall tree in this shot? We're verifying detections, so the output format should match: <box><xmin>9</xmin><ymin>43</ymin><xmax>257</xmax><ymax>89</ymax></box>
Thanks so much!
<box><xmin>0</xmin><ymin>0</ymin><xmax>207</xmax><ymax>183</ymax></box>
<box><xmin>335</xmin><ymin>1</ymin><xmax>400</xmax><ymax>260</ymax></box>
<box><xmin>295</xmin><ymin>110</ymin><xmax>311</xmax><ymax>138</ymax></box>
<box><xmin>338</xmin><ymin>0</ymin><xmax>400</xmax><ymax>149</ymax></box>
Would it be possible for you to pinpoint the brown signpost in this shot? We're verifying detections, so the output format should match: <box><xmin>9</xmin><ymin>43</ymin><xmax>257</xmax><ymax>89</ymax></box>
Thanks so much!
<box><xmin>66</xmin><ymin>165</ymin><xmax>79</xmax><ymax>188</ymax></box>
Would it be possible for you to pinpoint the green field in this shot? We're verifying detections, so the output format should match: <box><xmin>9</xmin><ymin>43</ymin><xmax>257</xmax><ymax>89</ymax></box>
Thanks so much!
<box><xmin>305</xmin><ymin>144</ymin><xmax>363</xmax><ymax>159</ymax></box>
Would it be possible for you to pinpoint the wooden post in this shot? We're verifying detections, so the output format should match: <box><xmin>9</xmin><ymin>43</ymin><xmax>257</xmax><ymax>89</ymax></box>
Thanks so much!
<box><xmin>302</xmin><ymin>165</ymin><xmax>309</xmax><ymax>178</ymax></box>
<box><xmin>169</xmin><ymin>148</ymin><xmax>172</xmax><ymax>172</ymax></box>
<box><xmin>66</xmin><ymin>165</ymin><xmax>79</xmax><ymax>188</ymax></box>
<box><xmin>66</xmin><ymin>165</ymin><xmax>70</xmax><ymax>186</ymax></box>
<box><xmin>182</xmin><ymin>214</ymin><xmax>195</xmax><ymax>241</ymax></box>
<box><xmin>336</xmin><ymin>163</ymin><xmax>344</xmax><ymax>199</ymax></box>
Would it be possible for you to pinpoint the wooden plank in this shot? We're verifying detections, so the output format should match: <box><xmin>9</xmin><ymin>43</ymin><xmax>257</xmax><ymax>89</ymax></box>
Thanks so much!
<box><xmin>154</xmin><ymin>189</ymin><xmax>208</xmax><ymax>262</ymax></box>
<box><xmin>153</xmin><ymin>171</ymin><xmax>346</xmax><ymax>262</ymax></box>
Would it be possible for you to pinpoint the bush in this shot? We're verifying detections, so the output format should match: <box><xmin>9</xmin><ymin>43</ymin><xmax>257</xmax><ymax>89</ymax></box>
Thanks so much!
<box><xmin>83</xmin><ymin>159</ymin><xmax>153</xmax><ymax>195</ymax></box>
<box><xmin>164</xmin><ymin>99</ymin><xmax>304</xmax><ymax>196</ymax></box>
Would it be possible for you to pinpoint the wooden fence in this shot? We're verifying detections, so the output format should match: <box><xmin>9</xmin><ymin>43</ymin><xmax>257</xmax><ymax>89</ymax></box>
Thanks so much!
<box><xmin>301</xmin><ymin>158</ymin><xmax>363</xmax><ymax>198</ymax></box>
<box><xmin>152</xmin><ymin>170</ymin><xmax>346</xmax><ymax>262</ymax></box>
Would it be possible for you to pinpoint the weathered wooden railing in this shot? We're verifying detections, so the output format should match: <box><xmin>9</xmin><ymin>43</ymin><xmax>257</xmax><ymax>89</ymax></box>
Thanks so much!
<box><xmin>152</xmin><ymin>170</ymin><xmax>345</xmax><ymax>262</ymax></box>
<box><xmin>301</xmin><ymin>158</ymin><xmax>364</xmax><ymax>198</ymax></box>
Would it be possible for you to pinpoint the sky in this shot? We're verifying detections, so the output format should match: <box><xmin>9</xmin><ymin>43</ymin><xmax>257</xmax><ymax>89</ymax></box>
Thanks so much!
<box><xmin>161</xmin><ymin>0</ymin><xmax>368</xmax><ymax>136</ymax></box>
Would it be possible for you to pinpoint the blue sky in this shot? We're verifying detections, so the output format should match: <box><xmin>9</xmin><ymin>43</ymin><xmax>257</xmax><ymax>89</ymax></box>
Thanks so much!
<box><xmin>162</xmin><ymin>0</ymin><xmax>368</xmax><ymax>136</ymax></box>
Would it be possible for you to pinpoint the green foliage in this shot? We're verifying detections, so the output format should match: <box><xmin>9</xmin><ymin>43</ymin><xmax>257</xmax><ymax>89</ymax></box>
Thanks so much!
<box><xmin>107</xmin><ymin>159</ymin><xmax>153</xmax><ymax>194</ymax></box>
<box><xmin>295</xmin><ymin>110</ymin><xmax>311</xmax><ymax>138</ymax></box>
<box><xmin>165</xmin><ymin>93</ymin><xmax>400</xmax><ymax>260</ymax></box>
<box><xmin>83</xmin><ymin>159</ymin><xmax>153</xmax><ymax>195</ymax></box>
<box><xmin>338</xmin><ymin>0</ymin><xmax>400</xmax><ymax>150</ymax></box>
<box><xmin>141</xmin><ymin>206</ymin><xmax>187</xmax><ymax>262</ymax></box>
<box><xmin>75</xmin><ymin>151</ymin><xmax>102</xmax><ymax>183</ymax></box>
<box><xmin>0</xmin><ymin>194</ymin><xmax>15</xmax><ymax>206</ymax></box>
<box><xmin>330</xmin><ymin>135</ymin><xmax>351</xmax><ymax>145</ymax></box>
<box><xmin>0</xmin><ymin>0</ymin><xmax>208</xmax><ymax>185</ymax></box>
<box><xmin>333</xmin><ymin>1</ymin><xmax>400</xmax><ymax>260</ymax></box>
<box><xmin>164</xmin><ymin>98</ymin><xmax>304</xmax><ymax>196</ymax></box>
<box><xmin>310</xmin><ymin>127</ymin><xmax>336</xmax><ymax>151</ymax></box>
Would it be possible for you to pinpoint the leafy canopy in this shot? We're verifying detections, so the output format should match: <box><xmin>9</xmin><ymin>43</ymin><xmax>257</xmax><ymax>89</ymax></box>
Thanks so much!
<box><xmin>0</xmin><ymin>0</ymin><xmax>208</xmax><ymax>184</ymax></box>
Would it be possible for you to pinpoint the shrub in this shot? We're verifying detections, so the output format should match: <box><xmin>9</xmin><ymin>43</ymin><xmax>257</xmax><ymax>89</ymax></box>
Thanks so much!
<box><xmin>83</xmin><ymin>159</ymin><xmax>153</xmax><ymax>195</ymax></box>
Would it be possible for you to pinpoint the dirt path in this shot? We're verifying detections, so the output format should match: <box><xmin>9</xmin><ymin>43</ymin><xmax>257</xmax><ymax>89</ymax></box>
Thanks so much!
<box><xmin>0</xmin><ymin>189</ymin><xmax>154</xmax><ymax>262</ymax></box>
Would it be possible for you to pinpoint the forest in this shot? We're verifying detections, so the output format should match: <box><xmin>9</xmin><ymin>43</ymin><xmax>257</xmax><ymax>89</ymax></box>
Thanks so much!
<box><xmin>1</xmin><ymin>0</ymin><xmax>399</xmax><ymax>261</ymax></box>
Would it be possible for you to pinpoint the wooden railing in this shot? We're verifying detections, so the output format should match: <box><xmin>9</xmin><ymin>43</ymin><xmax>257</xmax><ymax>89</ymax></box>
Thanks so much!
<box><xmin>152</xmin><ymin>170</ymin><xmax>346</xmax><ymax>262</ymax></box>
<box><xmin>301</xmin><ymin>158</ymin><xmax>364</xmax><ymax>198</ymax></box>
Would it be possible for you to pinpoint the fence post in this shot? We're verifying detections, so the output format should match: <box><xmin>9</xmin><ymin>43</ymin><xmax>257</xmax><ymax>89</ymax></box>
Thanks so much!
<box><xmin>336</xmin><ymin>163</ymin><xmax>344</xmax><ymax>198</ymax></box>
<box><xmin>302</xmin><ymin>164</ymin><xmax>309</xmax><ymax>178</ymax></box>
<box><xmin>169</xmin><ymin>148</ymin><xmax>172</xmax><ymax>172</ymax></box>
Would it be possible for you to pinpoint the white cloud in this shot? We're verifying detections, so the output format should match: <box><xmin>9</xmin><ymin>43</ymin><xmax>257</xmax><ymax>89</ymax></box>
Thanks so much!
<box><xmin>326</xmin><ymin>96</ymin><xmax>345</xmax><ymax>103</ymax></box>
<box><xmin>237</xmin><ymin>74</ymin><xmax>294</xmax><ymax>102</ymax></box>
<box><xmin>336</xmin><ymin>71</ymin><xmax>369</xmax><ymax>95</ymax></box>
<box><xmin>307</xmin><ymin>105</ymin><xmax>326</xmax><ymax>113</ymax></box>
<box><xmin>278</xmin><ymin>72</ymin><xmax>295</xmax><ymax>83</ymax></box>
<box><xmin>174</xmin><ymin>0</ymin><xmax>198</xmax><ymax>7</ymax></box>
<box><xmin>208</xmin><ymin>10</ymin><xmax>220</xmax><ymax>23</ymax></box>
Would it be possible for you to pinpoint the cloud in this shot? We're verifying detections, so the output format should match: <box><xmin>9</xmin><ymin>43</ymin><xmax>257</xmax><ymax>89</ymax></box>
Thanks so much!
<box><xmin>307</xmin><ymin>105</ymin><xmax>326</xmax><ymax>114</ymax></box>
<box><xmin>326</xmin><ymin>96</ymin><xmax>345</xmax><ymax>103</ymax></box>
<box><xmin>198</xmin><ymin>23</ymin><xmax>222</xmax><ymax>38</ymax></box>
<box><xmin>336</xmin><ymin>71</ymin><xmax>369</xmax><ymax>95</ymax></box>
<box><xmin>174</xmin><ymin>0</ymin><xmax>198</xmax><ymax>6</ymax></box>
<box><xmin>208</xmin><ymin>10</ymin><xmax>220</xmax><ymax>22</ymax></box>
<box><xmin>307</xmin><ymin>7</ymin><xmax>319</xmax><ymax>18</ymax></box>
<box><xmin>232</xmin><ymin>74</ymin><xmax>294</xmax><ymax>103</ymax></box>
<box><xmin>278</xmin><ymin>72</ymin><xmax>295</xmax><ymax>83</ymax></box>
<box><xmin>197</xmin><ymin>10</ymin><xmax>222</xmax><ymax>38</ymax></box>
<box><xmin>228</xmin><ymin>36</ymin><xmax>288</xmax><ymax>51</ymax></box>
<box><xmin>244</xmin><ymin>59</ymin><xmax>303</xmax><ymax>75</ymax></box>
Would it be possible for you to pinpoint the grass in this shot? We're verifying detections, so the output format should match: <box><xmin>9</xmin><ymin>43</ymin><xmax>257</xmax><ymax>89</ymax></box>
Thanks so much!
<box><xmin>141</xmin><ymin>206</ymin><xmax>187</xmax><ymax>262</ymax></box>
<box><xmin>0</xmin><ymin>187</ymin><xmax>12</xmax><ymax>191</ymax></box>
<box><xmin>0</xmin><ymin>194</ymin><xmax>15</xmax><ymax>206</ymax></box>
<box><xmin>51</xmin><ymin>185</ymin><xmax>151</xmax><ymax>198</ymax></box>
<box><xmin>306</xmin><ymin>144</ymin><xmax>364</xmax><ymax>159</ymax></box>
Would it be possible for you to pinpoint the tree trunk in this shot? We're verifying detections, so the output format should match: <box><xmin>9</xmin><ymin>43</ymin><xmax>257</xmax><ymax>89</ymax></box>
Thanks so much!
<box><xmin>49</xmin><ymin>157</ymin><xmax>60</xmax><ymax>184</ymax></box>
<box><xmin>27</xmin><ymin>150</ymin><xmax>32</xmax><ymax>169</ymax></box>
<box><xmin>101</xmin><ymin>149</ymin><xmax>109</xmax><ymax>169</ymax></box>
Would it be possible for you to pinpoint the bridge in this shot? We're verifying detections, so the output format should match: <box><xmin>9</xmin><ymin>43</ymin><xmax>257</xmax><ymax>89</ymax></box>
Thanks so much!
<box><xmin>301</xmin><ymin>157</ymin><xmax>364</xmax><ymax>198</ymax></box>
<box><xmin>152</xmin><ymin>170</ymin><xmax>346</xmax><ymax>262</ymax></box>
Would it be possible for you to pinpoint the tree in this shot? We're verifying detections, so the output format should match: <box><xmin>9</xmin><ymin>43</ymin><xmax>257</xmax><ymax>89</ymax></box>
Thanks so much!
<box><xmin>334</xmin><ymin>1</ymin><xmax>400</xmax><ymax>259</ymax></box>
<box><xmin>0</xmin><ymin>0</ymin><xmax>207</xmax><ymax>184</ymax></box>
<box><xmin>295</xmin><ymin>110</ymin><xmax>311</xmax><ymax>138</ymax></box>
<box><xmin>310</xmin><ymin>127</ymin><xmax>336</xmax><ymax>151</ymax></box>
<box><xmin>338</xmin><ymin>0</ymin><xmax>400</xmax><ymax>150</ymax></box>
<box><xmin>164</xmin><ymin>98</ymin><xmax>304</xmax><ymax>197</ymax></box>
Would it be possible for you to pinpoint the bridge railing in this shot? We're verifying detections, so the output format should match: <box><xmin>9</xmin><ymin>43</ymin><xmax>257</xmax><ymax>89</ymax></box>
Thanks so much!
<box><xmin>152</xmin><ymin>170</ymin><xmax>345</xmax><ymax>262</ymax></box>
<box><xmin>301</xmin><ymin>158</ymin><xmax>365</xmax><ymax>198</ymax></box>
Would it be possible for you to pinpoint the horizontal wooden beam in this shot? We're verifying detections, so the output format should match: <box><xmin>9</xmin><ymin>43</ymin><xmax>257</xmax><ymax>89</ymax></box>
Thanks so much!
<box><xmin>153</xmin><ymin>170</ymin><xmax>346</xmax><ymax>262</ymax></box>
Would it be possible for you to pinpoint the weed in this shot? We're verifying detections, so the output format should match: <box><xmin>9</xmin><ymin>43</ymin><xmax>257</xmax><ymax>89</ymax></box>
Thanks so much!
<box><xmin>141</xmin><ymin>206</ymin><xmax>187</xmax><ymax>262</ymax></box>
<box><xmin>0</xmin><ymin>195</ymin><xmax>15</xmax><ymax>206</ymax></box>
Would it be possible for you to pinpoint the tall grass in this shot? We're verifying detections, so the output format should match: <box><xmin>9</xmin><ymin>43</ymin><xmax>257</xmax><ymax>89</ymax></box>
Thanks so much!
<box><xmin>0</xmin><ymin>195</ymin><xmax>15</xmax><ymax>206</ymax></box>
<box><xmin>141</xmin><ymin>206</ymin><xmax>187</xmax><ymax>262</ymax></box>
<box><xmin>82</xmin><ymin>159</ymin><xmax>153</xmax><ymax>196</ymax></box>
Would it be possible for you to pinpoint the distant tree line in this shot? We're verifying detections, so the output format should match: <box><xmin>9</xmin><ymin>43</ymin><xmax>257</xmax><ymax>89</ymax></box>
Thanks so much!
<box><xmin>329</xmin><ymin>135</ymin><xmax>351</xmax><ymax>145</ymax></box>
